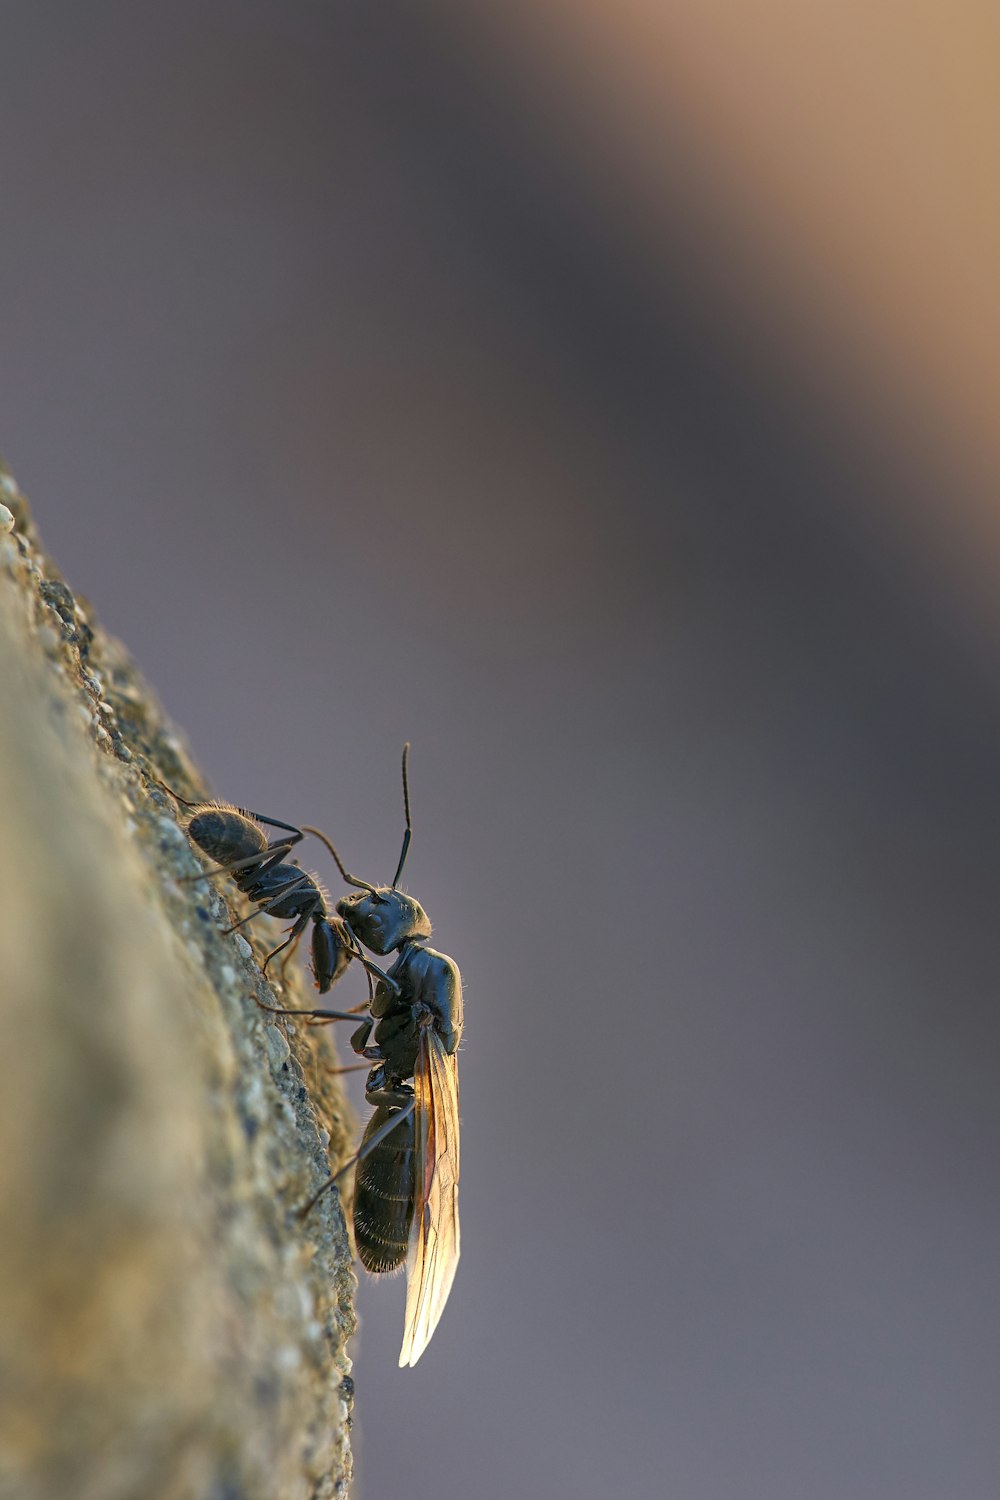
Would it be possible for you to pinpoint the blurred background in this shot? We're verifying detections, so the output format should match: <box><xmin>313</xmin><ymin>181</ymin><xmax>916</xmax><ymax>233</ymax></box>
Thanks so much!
<box><xmin>4</xmin><ymin>3</ymin><xmax>1000</xmax><ymax>1496</ymax></box>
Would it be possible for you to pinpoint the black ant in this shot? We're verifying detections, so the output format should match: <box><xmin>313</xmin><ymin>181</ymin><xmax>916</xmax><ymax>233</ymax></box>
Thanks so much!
<box><xmin>152</xmin><ymin>782</ymin><xmax>395</xmax><ymax>997</ymax></box>
<box><xmin>271</xmin><ymin>745</ymin><xmax>463</xmax><ymax>1366</ymax></box>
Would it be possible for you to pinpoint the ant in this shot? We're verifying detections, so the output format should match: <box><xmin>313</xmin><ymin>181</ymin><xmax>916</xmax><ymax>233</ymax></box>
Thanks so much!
<box><xmin>152</xmin><ymin>781</ymin><xmax>395</xmax><ymax>997</ymax></box>
<box><xmin>270</xmin><ymin>745</ymin><xmax>463</xmax><ymax>1367</ymax></box>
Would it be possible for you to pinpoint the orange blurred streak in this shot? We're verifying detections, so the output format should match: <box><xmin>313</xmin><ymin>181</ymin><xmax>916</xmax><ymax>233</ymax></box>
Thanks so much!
<box><xmin>455</xmin><ymin>1</ymin><xmax>1000</xmax><ymax>608</ymax></box>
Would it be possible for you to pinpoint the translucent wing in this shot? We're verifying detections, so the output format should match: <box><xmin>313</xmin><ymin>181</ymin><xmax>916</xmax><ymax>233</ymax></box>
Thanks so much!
<box><xmin>398</xmin><ymin>1017</ymin><xmax>461</xmax><ymax>1366</ymax></box>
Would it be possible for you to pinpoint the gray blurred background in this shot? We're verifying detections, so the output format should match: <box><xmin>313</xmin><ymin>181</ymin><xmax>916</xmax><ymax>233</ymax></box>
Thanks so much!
<box><xmin>4</xmin><ymin>4</ymin><xmax>1000</xmax><ymax>1497</ymax></box>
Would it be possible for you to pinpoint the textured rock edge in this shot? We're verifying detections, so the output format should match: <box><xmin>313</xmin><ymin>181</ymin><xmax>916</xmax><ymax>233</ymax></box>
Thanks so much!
<box><xmin>0</xmin><ymin>462</ymin><xmax>357</xmax><ymax>1500</ymax></box>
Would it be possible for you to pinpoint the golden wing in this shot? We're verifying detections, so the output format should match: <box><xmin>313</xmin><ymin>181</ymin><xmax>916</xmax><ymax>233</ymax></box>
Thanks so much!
<box><xmin>398</xmin><ymin>1017</ymin><xmax>461</xmax><ymax>1367</ymax></box>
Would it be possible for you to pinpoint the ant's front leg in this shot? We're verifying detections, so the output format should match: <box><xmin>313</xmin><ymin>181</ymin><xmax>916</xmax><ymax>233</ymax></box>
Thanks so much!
<box><xmin>355</xmin><ymin>953</ymin><xmax>402</xmax><ymax>996</ymax></box>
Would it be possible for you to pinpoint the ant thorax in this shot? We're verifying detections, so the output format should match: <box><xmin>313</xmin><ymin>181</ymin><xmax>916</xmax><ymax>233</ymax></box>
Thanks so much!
<box><xmin>373</xmin><ymin>940</ymin><xmax>463</xmax><ymax>1060</ymax></box>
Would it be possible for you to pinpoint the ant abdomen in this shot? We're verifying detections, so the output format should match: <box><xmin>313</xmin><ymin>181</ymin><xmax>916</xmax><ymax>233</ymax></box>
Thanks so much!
<box><xmin>185</xmin><ymin>806</ymin><xmax>269</xmax><ymax>890</ymax></box>
<box><xmin>353</xmin><ymin>1104</ymin><xmax>416</xmax><ymax>1273</ymax></box>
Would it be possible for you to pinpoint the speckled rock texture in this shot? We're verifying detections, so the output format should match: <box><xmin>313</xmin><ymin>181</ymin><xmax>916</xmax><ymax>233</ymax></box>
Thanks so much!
<box><xmin>0</xmin><ymin>462</ymin><xmax>357</xmax><ymax>1500</ymax></box>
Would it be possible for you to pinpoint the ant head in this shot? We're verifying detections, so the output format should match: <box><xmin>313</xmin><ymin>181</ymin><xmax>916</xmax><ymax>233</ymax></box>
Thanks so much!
<box><xmin>336</xmin><ymin>888</ymin><xmax>431</xmax><ymax>955</ymax></box>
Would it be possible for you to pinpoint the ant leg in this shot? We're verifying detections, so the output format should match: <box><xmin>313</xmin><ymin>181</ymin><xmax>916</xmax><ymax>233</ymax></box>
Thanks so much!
<box><xmin>261</xmin><ymin>913</ymin><xmax>310</xmax><ymax>975</ymax></box>
<box><xmin>244</xmin><ymin>817</ymin><xmax>393</xmax><ymax>903</ymax></box>
<box><xmin>148</xmin><ymin>775</ymin><xmax>203</xmax><ymax>808</ymax></box>
<box><xmin>335</xmin><ymin>917</ymin><xmax>400</xmax><ymax>997</ymax></box>
<box><xmin>222</xmin><ymin>872</ymin><xmax>315</xmax><ymax>934</ymax></box>
<box><xmin>278</xmin><ymin>940</ymin><xmax>298</xmax><ymax>984</ymax></box>
<box><xmin>232</xmin><ymin>811</ymin><xmax>305</xmax><ymax>838</ymax></box>
<box><xmin>342</xmin><ymin>931</ymin><xmax>400</xmax><ymax>997</ymax></box>
<box><xmin>179</xmin><ymin>840</ymin><xmax>297</xmax><ymax>886</ymax></box>
<box><xmin>299</xmin><ymin>1097</ymin><xmax>415</xmax><ymax>1217</ymax></box>
<box><xmin>359</xmin><ymin>955</ymin><xmax>400</xmax><ymax>993</ymax></box>
<box><xmin>255</xmin><ymin>996</ymin><xmax>369</xmax><ymax>1022</ymax></box>
<box><xmin>305</xmin><ymin>1007</ymin><xmax>369</xmax><ymax>1026</ymax></box>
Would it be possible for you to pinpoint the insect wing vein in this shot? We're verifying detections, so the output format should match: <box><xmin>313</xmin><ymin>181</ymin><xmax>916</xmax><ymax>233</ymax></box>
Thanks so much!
<box><xmin>399</xmin><ymin>1024</ymin><xmax>460</xmax><ymax>1366</ymax></box>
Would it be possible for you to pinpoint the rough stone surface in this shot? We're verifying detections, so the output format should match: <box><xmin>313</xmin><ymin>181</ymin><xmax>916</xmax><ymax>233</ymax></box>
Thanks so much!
<box><xmin>0</xmin><ymin>461</ymin><xmax>357</xmax><ymax>1500</ymax></box>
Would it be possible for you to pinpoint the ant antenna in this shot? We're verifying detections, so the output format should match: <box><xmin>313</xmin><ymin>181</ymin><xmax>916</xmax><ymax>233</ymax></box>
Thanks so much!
<box><xmin>304</xmin><ymin>741</ymin><xmax>413</xmax><ymax>893</ymax></box>
<box><xmin>391</xmin><ymin>742</ymin><xmax>412</xmax><ymax>890</ymax></box>
<box><xmin>301</xmin><ymin>825</ymin><xmax>378</xmax><ymax>894</ymax></box>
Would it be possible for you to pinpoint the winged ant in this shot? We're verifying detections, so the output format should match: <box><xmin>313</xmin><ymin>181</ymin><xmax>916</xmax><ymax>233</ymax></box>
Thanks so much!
<box><xmin>268</xmin><ymin>744</ymin><xmax>463</xmax><ymax>1367</ymax></box>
